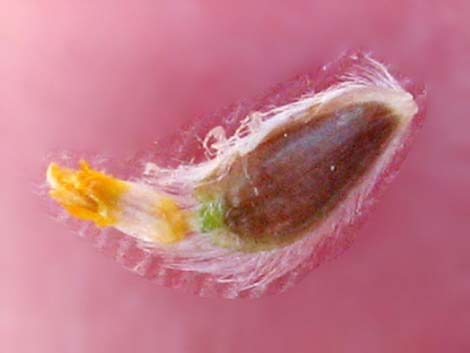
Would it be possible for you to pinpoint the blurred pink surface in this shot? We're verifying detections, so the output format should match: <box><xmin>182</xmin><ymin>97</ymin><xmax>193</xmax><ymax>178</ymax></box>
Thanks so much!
<box><xmin>1</xmin><ymin>1</ymin><xmax>469</xmax><ymax>352</ymax></box>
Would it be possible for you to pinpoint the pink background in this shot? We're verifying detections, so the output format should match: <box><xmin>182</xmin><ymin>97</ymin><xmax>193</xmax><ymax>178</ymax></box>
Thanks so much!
<box><xmin>2</xmin><ymin>1</ymin><xmax>469</xmax><ymax>352</ymax></box>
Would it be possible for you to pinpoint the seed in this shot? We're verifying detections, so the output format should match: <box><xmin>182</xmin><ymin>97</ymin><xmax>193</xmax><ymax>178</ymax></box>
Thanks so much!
<box><xmin>221</xmin><ymin>102</ymin><xmax>399</xmax><ymax>247</ymax></box>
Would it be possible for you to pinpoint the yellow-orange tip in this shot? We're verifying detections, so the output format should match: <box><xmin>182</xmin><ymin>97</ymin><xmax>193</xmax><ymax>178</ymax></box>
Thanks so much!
<box><xmin>46</xmin><ymin>160</ymin><xmax>129</xmax><ymax>227</ymax></box>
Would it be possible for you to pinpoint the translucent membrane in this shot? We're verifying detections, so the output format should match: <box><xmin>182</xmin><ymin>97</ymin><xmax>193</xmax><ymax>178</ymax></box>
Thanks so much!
<box><xmin>42</xmin><ymin>51</ymin><xmax>425</xmax><ymax>298</ymax></box>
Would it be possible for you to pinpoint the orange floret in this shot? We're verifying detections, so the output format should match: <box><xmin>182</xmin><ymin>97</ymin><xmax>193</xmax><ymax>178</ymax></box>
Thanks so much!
<box><xmin>47</xmin><ymin>160</ymin><xmax>129</xmax><ymax>227</ymax></box>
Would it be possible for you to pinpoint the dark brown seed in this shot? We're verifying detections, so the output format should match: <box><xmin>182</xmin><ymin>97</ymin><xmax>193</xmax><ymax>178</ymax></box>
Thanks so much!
<box><xmin>221</xmin><ymin>102</ymin><xmax>399</xmax><ymax>246</ymax></box>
